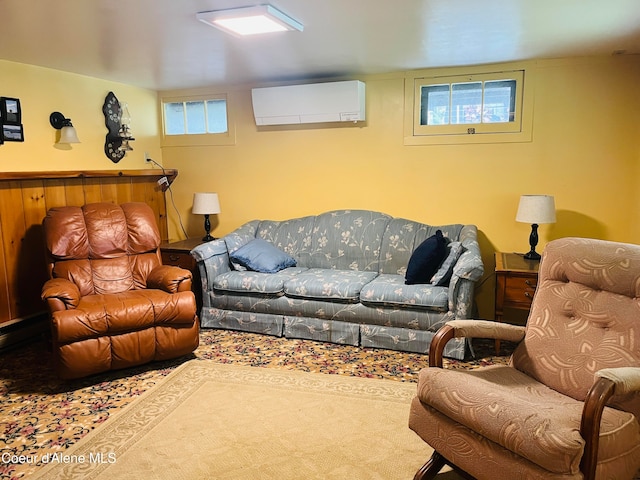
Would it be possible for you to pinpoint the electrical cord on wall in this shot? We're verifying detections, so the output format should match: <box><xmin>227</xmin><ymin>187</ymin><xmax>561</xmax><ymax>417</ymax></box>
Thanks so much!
<box><xmin>145</xmin><ymin>154</ymin><xmax>188</xmax><ymax>239</ymax></box>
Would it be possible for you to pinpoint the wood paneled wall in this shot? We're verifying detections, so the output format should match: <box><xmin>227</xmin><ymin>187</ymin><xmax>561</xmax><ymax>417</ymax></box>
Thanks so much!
<box><xmin>0</xmin><ymin>170</ymin><xmax>176</xmax><ymax>329</ymax></box>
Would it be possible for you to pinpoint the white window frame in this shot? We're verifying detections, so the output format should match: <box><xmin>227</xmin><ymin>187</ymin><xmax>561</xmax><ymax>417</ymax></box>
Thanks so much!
<box><xmin>160</xmin><ymin>93</ymin><xmax>236</xmax><ymax>147</ymax></box>
<box><xmin>404</xmin><ymin>63</ymin><xmax>534</xmax><ymax>145</ymax></box>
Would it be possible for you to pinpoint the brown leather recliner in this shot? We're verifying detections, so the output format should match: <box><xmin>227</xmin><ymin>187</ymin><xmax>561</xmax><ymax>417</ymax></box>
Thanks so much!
<box><xmin>41</xmin><ymin>202</ymin><xmax>199</xmax><ymax>379</ymax></box>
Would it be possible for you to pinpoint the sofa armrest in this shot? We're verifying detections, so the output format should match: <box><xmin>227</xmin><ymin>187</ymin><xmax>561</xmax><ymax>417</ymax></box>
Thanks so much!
<box><xmin>190</xmin><ymin>239</ymin><xmax>229</xmax><ymax>263</ymax></box>
<box><xmin>41</xmin><ymin>278</ymin><xmax>80</xmax><ymax>311</ymax></box>
<box><xmin>453</xmin><ymin>225</ymin><xmax>484</xmax><ymax>282</ymax></box>
<box><xmin>190</xmin><ymin>238</ymin><xmax>232</xmax><ymax>307</ymax></box>
<box><xmin>447</xmin><ymin>225</ymin><xmax>485</xmax><ymax>319</ymax></box>
<box><xmin>428</xmin><ymin>320</ymin><xmax>525</xmax><ymax>367</ymax></box>
<box><xmin>147</xmin><ymin>265</ymin><xmax>193</xmax><ymax>293</ymax></box>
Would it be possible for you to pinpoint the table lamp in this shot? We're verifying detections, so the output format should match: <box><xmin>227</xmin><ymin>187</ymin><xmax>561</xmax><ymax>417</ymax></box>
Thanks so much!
<box><xmin>515</xmin><ymin>195</ymin><xmax>556</xmax><ymax>260</ymax></box>
<box><xmin>192</xmin><ymin>193</ymin><xmax>221</xmax><ymax>241</ymax></box>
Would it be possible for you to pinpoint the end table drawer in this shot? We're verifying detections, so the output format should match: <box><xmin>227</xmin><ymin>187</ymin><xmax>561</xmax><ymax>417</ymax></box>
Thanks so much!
<box><xmin>503</xmin><ymin>276</ymin><xmax>537</xmax><ymax>305</ymax></box>
<box><xmin>161</xmin><ymin>251</ymin><xmax>195</xmax><ymax>271</ymax></box>
<box><xmin>494</xmin><ymin>252</ymin><xmax>539</xmax><ymax>353</ymax></box>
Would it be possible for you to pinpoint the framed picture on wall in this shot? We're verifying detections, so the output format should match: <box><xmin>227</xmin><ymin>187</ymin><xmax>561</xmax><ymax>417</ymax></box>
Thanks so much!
<box><xmin>0</xmin><ymin>97</ymin><xmax>22</xmax><ymax>124</ymax></box>
<box><xmin>2</xmin><ymin>123</ymin><xmax>24</xmax><ymax>142</ymax></box>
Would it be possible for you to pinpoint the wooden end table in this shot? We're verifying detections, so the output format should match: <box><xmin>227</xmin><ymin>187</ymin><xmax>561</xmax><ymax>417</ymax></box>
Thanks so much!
<box><xmin>494</xmin><ymin>252</ymin><xmax>540</xmax><ymax>353</ymax></box>
<box><xmin>160</xmin><ymin>238</ymin><xmax>205</xmax><ymax>311</ymax></box>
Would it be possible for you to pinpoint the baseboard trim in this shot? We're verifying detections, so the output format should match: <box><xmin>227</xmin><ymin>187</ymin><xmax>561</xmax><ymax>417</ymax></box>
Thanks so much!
<box><xmin>0</xmin><ymin>314</ymin><xmax>49</xmax><ymax>352</ymax></box>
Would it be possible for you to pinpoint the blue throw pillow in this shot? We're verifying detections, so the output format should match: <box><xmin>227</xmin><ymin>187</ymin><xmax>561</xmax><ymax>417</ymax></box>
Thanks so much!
<box><xmin>229</xmin><ymin>238</ymin><xmax>296</xmax><ymax>273</ymax></box>
<box><xmin>225</xmin><ymin>231</ymin><xmax>255</xmax><ymax>271</ymax></box>
<box><xmin>405</xmin><ymin>230</ymin><xmax>448</xmax><ymax>285</ymax></box>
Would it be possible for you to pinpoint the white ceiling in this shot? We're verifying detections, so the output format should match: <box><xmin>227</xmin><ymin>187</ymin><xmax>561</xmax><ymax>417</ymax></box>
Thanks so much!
<box><xmin>1</xmin><ymin>0</ymin><xmax>639</xmax><ymax>91</ymax></box>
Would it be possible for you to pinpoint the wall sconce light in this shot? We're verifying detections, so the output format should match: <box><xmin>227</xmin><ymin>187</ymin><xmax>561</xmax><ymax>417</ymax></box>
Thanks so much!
<box><xmin>102</xmin><ymin>91</ymin><xmax>135</xmax><ymax>163</ymax></box>
<box><xmin>192</xmin><ymin>192</ymin><xmax>221</xmax><ymax>241</ymax></box>
<box><xmin>49</xmin><ymin>112</ymin><xmax>81</xmax><ymax>144</ymax></box>
<box><xmin>516</xmin><ymin>194</ymin><xmax>556</xmax><ymax>260</ymax></box>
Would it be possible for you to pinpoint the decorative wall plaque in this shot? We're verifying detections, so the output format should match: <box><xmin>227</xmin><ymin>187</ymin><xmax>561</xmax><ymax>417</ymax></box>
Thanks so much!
<box><xmin>102</xmin><ymin>91</ymin><xmax>128</xmax><ymax>162</ymax></box>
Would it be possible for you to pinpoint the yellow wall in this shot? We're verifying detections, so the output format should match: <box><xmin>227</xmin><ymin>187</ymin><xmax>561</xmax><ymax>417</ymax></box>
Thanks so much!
<box><xmin>161</xmin><ymin>56</ymin><xmax>640</xmax><ymax>318</ymax></box>
<box><xmin>0</xmin><ymin>60</ymin><xmax>161</xmax><ymax>170</ymax></box>
<box><xmin>2</xmin><ymin>56</ymin><xmax>639</xmax><ymax>320</ymax></box>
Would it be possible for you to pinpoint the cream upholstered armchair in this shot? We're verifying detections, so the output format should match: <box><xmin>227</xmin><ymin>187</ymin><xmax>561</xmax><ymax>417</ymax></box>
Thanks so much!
<box><xmin>409</xmin><ymin>237</ymin><xmax>640</xmax><ymax>480</ymax></box>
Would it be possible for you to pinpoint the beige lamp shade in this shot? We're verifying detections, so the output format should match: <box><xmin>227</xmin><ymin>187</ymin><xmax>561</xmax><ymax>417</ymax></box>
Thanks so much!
<box><xmin>516</xmin><ymin>195</ymin><xmax>556</xmax><ymax>224</ymax></box>
<box><xmin>516</xmin><ymin>194</ymin><xmax>556</xmax><ymax>260</ymax></box>
<box><xmin>193</xmin><ymin>193</ymin><xmax>220</xmax><ymax>242</ymax></box>
<box><xmin>192</xmin><ymin>193</ymin><xmax>221</xmax><ymax>215</ymax></box>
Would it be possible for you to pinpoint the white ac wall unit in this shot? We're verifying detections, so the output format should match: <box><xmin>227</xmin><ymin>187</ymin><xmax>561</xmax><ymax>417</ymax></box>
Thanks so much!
<box><xmin>251</xmin><ymin>80</ymin><xmax>365</xmax><ymax>126</ymax></box>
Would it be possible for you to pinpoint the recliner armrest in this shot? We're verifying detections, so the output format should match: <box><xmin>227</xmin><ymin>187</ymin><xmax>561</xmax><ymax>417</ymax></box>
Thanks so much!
<box><xmin>147</xmin><ymin>265</ymin><xmax>193</xmax><ymax>293</ymax></box>
<box><xmin>41</xmin><ymin>278</ymin><xmax>81</xmax><ymax>311</ymax></box>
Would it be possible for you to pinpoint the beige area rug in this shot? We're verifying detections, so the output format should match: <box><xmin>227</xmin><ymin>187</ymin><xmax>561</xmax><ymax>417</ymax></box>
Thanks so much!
<box><xmin>31</xmin><ymin>361</ymin><xmax>458</xmax><ymax>480</ymax></box>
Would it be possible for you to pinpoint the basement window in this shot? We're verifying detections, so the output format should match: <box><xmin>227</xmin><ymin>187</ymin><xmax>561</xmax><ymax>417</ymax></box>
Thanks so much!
<box><xmin>161</xmin><ymin>94</ymin><xmax>235</xmax><ymax>146</ymax></box>
<box><xmin>404</xmin><ymin>65</ymin><xmax>533</xmax><ymax>145</ymax></box>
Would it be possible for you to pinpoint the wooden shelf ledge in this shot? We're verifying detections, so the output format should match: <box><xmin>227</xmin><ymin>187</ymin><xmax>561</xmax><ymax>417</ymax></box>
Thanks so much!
<box><xmin>0</xmin><ymin>169</ymin><xmax>178</xmax><ymax>184</ymax></box>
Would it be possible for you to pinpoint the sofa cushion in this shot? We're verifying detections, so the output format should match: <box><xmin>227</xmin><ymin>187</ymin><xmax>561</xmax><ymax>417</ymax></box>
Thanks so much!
<box><xmin>431</xmin><ymin>241</ymin><xmax>464</xmax><ymax>286</ymax></box>
<box><xmin>405</xmin><ymin>230</ymin><xmax>448</xmax><ymax>285</ymax></box>
<box><xmin>305</xmin><ymin>210</ymin><xmax>391</xmax><ymax>271</ymax></box>
<box><xmin>379</xmin><ymin>220</ymin><xmax>464</xmax><ymax>276</ymax></box>
<box><xmin>214</xmin><ymin>267</ymin><xmax>308</xmax><ymax>294</ymax></box>
<box><xmin>256</xmin><ymin>216</ymin><xmax>316</xmax><ymax>265</ymax></box>
<box><xmin>229</xmin><ymin>238</ymin><xmax>297</xmax><ymax>273</ymax></box>
<box><xmin>284</xmin><ymin>268</ymin><xmax>378</xmax><ymax>301</ymax></box>
<box><xmin>360</xmin><ymin>274</ymin><xmax>448</xmax><ymax>310</ymax></box>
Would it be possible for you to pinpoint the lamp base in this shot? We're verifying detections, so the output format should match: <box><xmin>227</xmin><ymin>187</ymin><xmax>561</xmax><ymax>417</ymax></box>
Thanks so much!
<box><xmin>523</xmin><ymin>223</ymin><xmax>541</xmax><ymax>261</ymax></box>
<box><xmin>201</xmin><ymin>214</ymin><xmax>215</xmax><ymax>242</ymax></box>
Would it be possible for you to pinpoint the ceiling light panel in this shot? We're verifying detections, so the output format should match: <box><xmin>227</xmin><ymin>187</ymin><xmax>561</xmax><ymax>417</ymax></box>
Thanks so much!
<box><xmin>196</xmin><ymin>5</ymin><xmax>303</xmax><ymax>36</ymax></box>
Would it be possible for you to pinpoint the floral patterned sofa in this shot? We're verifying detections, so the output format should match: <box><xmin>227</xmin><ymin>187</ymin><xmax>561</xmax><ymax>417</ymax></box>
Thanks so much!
<box><xmin>190</xmin><ymin>210</ymin><xmax>484</xmax><ymax>359</ymax></box>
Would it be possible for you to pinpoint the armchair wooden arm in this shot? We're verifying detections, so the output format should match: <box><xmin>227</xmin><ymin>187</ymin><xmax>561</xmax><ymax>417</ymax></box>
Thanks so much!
<box><xmin>428</xmin><ymin>324</ymin><xmax>456</xmax><ymax>368</ymax></box>
<box><xmin>428</xmin><ymin>320</ymin><xmax>526</xmax><ymax>368</ymax></box>
<box><xmin>581</xmin><ymin>367</ymin><xmax>640</xmax><ymax>480</ymax></box>
<box><xmin>580</xmin><ymin>377</ymin><xmax>616</xmax><ymax>480</ymax></box>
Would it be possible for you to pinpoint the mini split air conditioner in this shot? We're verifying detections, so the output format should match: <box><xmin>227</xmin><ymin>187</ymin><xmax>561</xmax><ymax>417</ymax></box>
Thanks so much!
<box><xmin>251</xmin><ymin>80</ymin><xmax>365</xmax><ymax>126</ymax></box>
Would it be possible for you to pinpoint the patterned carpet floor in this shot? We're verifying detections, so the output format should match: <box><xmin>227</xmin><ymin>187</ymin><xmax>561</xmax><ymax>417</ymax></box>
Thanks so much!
<box><xmin>0</xmin><ymin>329</ymin><xmax>513</xmax><ymax>480</ymax></box>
